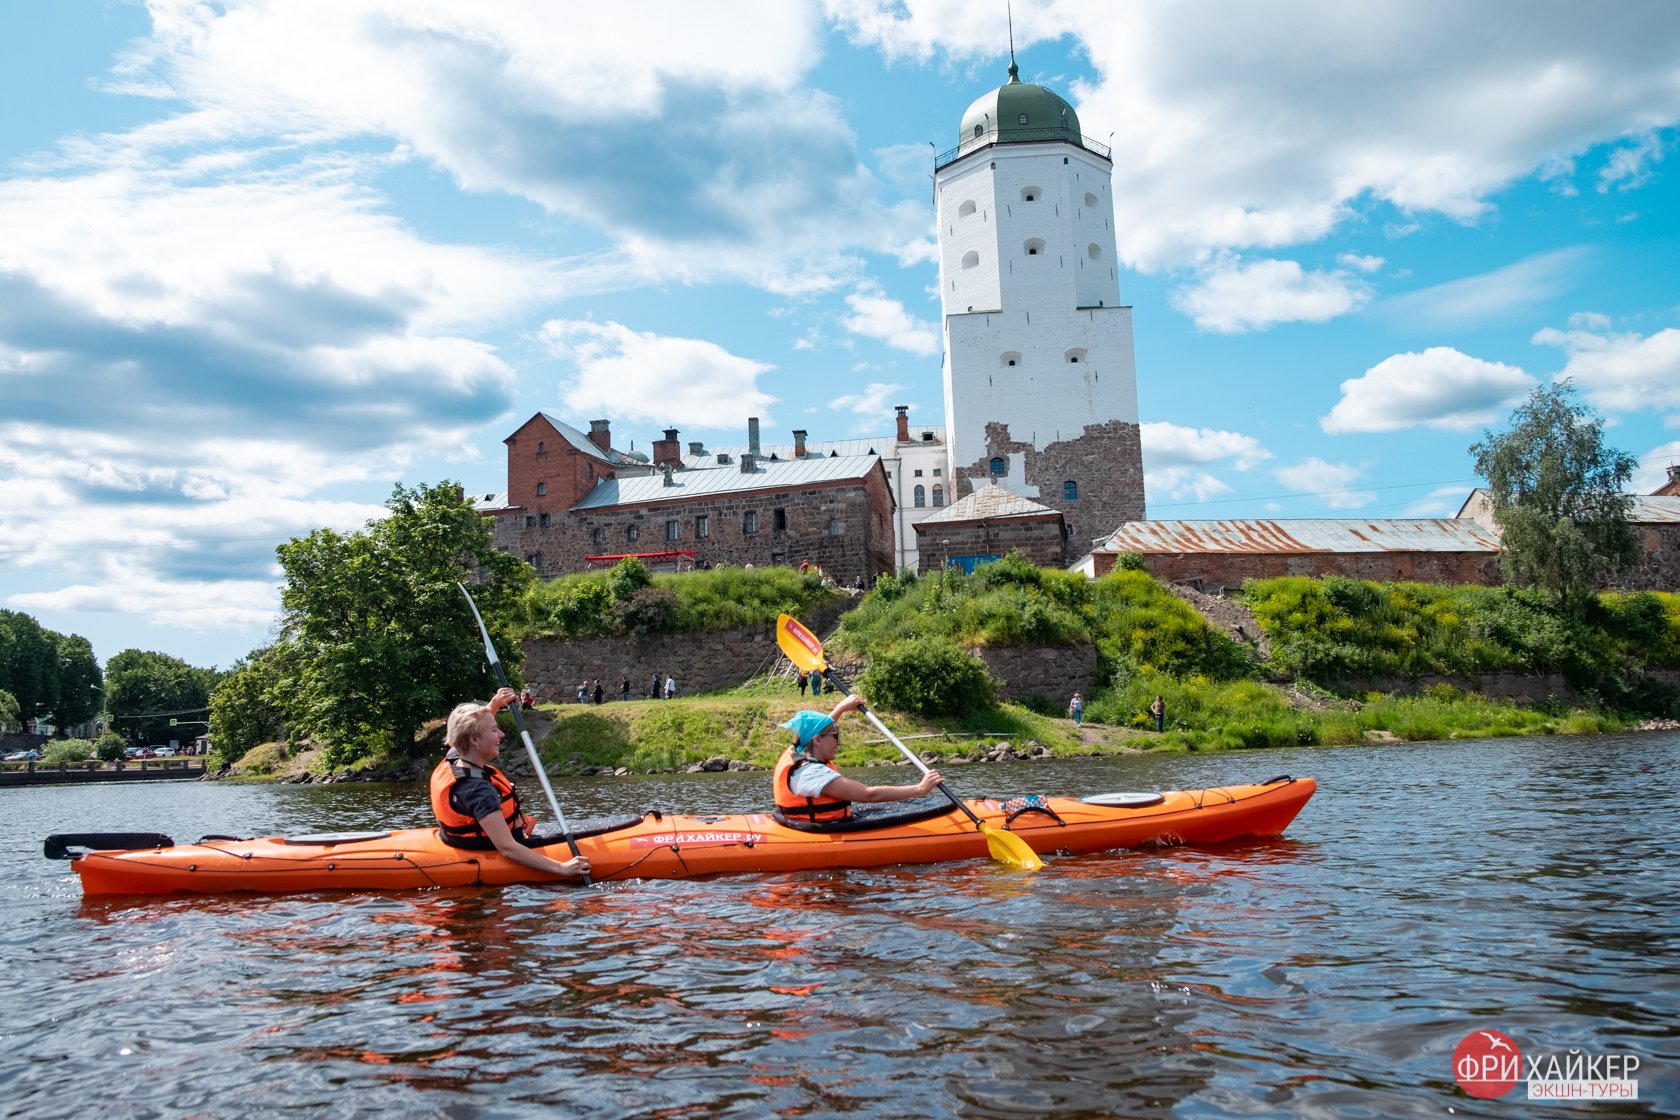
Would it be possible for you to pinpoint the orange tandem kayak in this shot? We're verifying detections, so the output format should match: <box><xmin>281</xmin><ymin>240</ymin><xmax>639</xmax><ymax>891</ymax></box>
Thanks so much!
<box><xmin>50</xmin><ymin>775</ymin><xmax>1314</xmax><ymax>896</ymax></box>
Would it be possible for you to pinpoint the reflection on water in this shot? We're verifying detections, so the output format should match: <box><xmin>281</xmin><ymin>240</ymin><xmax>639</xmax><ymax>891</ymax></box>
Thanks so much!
<box><xmin>3</xmin><ymin>734</ymin><xmax>1677</xmax><ymax>1117</ymax></box>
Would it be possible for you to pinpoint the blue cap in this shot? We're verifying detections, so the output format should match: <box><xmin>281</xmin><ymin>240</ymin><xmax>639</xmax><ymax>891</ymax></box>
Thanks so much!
<box><xmin>779</xmin><ymin>710</ymin><xmax>835</xmax><ymax>751</ymax></box>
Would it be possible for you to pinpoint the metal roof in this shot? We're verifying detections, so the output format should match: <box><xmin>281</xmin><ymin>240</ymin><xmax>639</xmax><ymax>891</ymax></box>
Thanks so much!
<box><xmin>1096</xmin><ymin>518</ymin><xmax>1504</xmax><ymax>555</ymax></box>
<box><xmin>686</xmin><ymin>431</ymin><xmax>944</xmax><ymax>465</ymax></box>
<box><xmin>1629</xmin><ymin>496</ymin><xmax>1680</xmax><ymax>523</ymax></box>
<box><xmin>572</xmin><ymin>454</ymin><xmax>883</xmax><ymax>511</ymax></box>
<box><xmin>536</xmin><ymin>412</ymin><xmax>639</xmax><ymax>465</ymax></box>
<box><xmin>471</xmin><ymin>490</ymin><xmax>510</xmax><ymax>511</ymax></box>
<box><xmin>916</xmin><ymin>482</ymin><xmax>1060</xmax><ymax>525</ymax></box>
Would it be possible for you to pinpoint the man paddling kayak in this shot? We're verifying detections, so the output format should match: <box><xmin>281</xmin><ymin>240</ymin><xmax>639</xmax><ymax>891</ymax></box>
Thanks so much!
<box><xmin>774</xmin><ymin>693</ymin><xmax>945</xmax><ymax>824</ymax></box>
<box><xmin>430</xmin><ymin>687</ymin><xmax>591</xmax><ymax>880</ymax></box>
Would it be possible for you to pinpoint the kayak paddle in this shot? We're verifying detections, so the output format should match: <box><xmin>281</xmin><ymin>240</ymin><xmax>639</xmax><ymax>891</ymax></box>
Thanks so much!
<box><xmin>458</xmin><ymin>582</ymin><xmax>590</xmax><ymax>886</ymax></box>
<box><xmin>774</xmin><ymin>613</ymin><xmax>1044</xmax><ymax>871</ymax></box>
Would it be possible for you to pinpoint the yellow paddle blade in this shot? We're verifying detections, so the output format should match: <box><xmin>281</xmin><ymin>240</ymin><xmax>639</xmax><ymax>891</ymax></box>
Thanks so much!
<box><xmin>980</xmin><ymin>821</ymin><xmax>1045</xmax><ymax>870</ymax></box>
<box><xmin>776</xmin><ymin>613</ymin><xmax>828</xmax><ymax>674</ymax></box>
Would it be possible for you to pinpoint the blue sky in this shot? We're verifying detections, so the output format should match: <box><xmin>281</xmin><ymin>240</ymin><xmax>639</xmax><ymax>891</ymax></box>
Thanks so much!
<box><xmin>2</xmin><ymin>0</ymin><xmax>1678</xmax><ymax>672</ymax></box>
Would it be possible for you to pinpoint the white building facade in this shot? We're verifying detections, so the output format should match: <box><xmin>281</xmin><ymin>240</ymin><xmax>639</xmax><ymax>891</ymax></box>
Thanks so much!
<box><xmin>936</xmin><ymin>61</ymin><xmax>1145</xmax><ymax>550</ymax></box>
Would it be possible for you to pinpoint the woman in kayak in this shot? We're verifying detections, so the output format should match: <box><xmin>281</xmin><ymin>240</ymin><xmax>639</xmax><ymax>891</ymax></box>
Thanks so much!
<box><xmin>430</xmin><ymin>687</ymin><xmax>591</xmax><ymax>879</ymax></box>
<box><xmin>774</xmin><ymin>692</ymin><xmax>944</xmax><ymax>824</ymax></box>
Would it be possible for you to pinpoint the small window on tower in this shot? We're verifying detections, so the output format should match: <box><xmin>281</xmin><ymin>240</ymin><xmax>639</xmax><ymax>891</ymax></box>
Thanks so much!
<box><xmin>536</xmin><ymin>482</ymin><xmax>546</xmax><ymax>496</ymax></box>
<box><xmin>1001</xmin><ymin>351</ymin><xmax>1021</xmax><ymax>368</ymax></box>
<box><xmin>961</xmin><ymin>250</ymin><xmax>980</xmax><ymax>270</ymax></box>
<box><xmin>1088</xmin><ymin>243</ymin><xmax>1102</xmax><ymax>260</ymax></box>
<box><xmin>1084</xmin><ymin>192</ymin><xmax>1099</xmax><ymax>207</ymax></box>
<box><xmin>1021</xmin><ymin>186</ymin><xmax>1040</xmax><ymax>203</ymax></box>
<box><xmin>1063</xmin><ymin>481</ymin><xmax>1078</xmax><ymax>501</ymax></box>
<box><xmin>973</xmin><ymin>123</ymin><xmax>983</xmax><ymax>138</ymax></box>
<box><xmin>932</xmin><ymin>485</ymin><xmax>944</xmax><ymax>507</ymax></box>
<box><xmin>989</xmin><ymin>457</ymin><xmax>1006</xmax><ymax>477</ymax></box>
<box><xmin>1065</xmin><ymin>348</ymin><xmax>1088</xmax><ymax>365</ymax></box>
<box><xmin>913</xmin><ymin>485</ymin><xmax>926</xmax><ymax>508</ymax></box>
<box><xmin>1017</xmin><ymin>113</ymin><xmax>1028</xmax><ymax>125</ymax></box>
<box><xmin>958</xmin><ymin>200</ymin><xmax>976</xmax><ymax>217</ymax></box>
<box><xmin>1024</xmin><ymin>238</ymin><xmax>1044</xmax><ymax>256</ymax></box>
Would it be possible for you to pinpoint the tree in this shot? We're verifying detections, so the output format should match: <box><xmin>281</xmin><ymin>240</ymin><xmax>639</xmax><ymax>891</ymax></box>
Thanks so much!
<box><xmin>1471</xmin><ymin>381</ymin><xmax>1638</xmax><ymax>614</ymax></box>
<box><xmin>52</xmin><ymin>633</ymin><xmax>103</xmax><ymax>733</ymax></box>
<box><xmin>276</xmin><ymin>481</ymin><xmax>533</xmax><ymax>762</ymax></box>
<box><xmin>0</xmin><ymin>610</ymin><xmax>59</xmax><ymax>724</ymax></box>
<box><xmin>0</xmin><ymin>689</ymin><xmax>19</xmax><ymax>734</ymax></box>
<box><xmin>105</xmin><ymin>649</ymin><xmax>218</xmax><ymax>745</ymax></box>
<box><xmin>209</xmin><ymin>644</ymin><xmax>293</xmax><ymax>762</ymax></box>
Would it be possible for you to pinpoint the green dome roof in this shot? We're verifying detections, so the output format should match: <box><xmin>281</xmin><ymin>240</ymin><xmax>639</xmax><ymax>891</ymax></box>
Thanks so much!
<box><xmin>957</xmin><ymin>61</ymin><xmax>1082</xmax><ymax>148</ymax></box>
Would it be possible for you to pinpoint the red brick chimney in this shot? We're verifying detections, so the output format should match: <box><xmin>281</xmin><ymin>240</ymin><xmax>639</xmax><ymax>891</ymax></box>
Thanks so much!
<box><xmin>895</xmin><ymin>405</ymin><xmax>910</xmax><ymax>443</ymax></box>
<box><xmin>588</xmin><ymin>419</ymin><xmax>611</xmax><ymax>455</ymax></box>
<box><xmin>792</xmin><ymin>430</ymin><xmax>808</xmax><ymax>459</ymax></box>
<box><xmin>653</xmin><ymin>427</ymin><xmax>682</xmax><ymax>469</ymax></box>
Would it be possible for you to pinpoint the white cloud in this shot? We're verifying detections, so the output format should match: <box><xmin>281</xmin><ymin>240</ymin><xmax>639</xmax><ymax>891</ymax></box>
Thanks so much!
<box><xmin>1532</xmin><ymin>322</ymin><xmax>1680</xmax><ymax>415</ymax></box>
<box><xmin>828</xmin><ymin>382</ymin><xmax>905</xmax><ymax>418</ymax></box>
<box><xmin>833</xmin><ymin>0</ymin><xmax>1680</xmax><ymax>269</ymax></box>
<box><xmin>1338</xmin><ymin>253</ymin><xmax>1386</xmax><ymax>273</ymax></box>
<box><xmin>1633</xmin><ymin>440</ymin><xmax>1680</xmax><ymax>493</ymax></box>
<box><xmin>1171</xmin><ymin>256</ymin><xmax>1372</xmax><ymax>333</ymax></box>
<box><xmin>539</xmin><ymin>319</ymin><xmax>779</xmax><ymax>429</ymax></box>
<box><xmin>841</xmin><ymin>282</ymin><xmax>940</xmax><ymax>355</ymax></box>
<box><xmin>1383</xmin><ymin>248</ymin><xmax>1591</xmax><ymax>329</ymax></box>
<box><xmin>1141</xmin><ymin>421</ymin><xmax>1271</xmax><ymax>504</ymax></box>
<box><xmin>1322</xmin><ymin>347</ymin><xmax>1537</xmax><ymax>434</ymax></box>
<box><xmin>1400</xmin><ymin>484</ymin><xmax>1477</xmax><ymax>517</ymax></box>
<box><xmin>1274</xmin><ymin>457</ymin><xmax>1376</xmax><ymax>509</ymax></box>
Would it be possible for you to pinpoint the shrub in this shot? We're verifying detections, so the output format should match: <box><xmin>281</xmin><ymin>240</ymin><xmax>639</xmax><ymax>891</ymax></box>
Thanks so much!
<box><xmin>858</xmin><ymin>637</ymin><xmax>996</xmax><ymax>718</ymax></box>
<box><xmin>95</xmin><ymin>730</ymin><xmax>128</xmax><ymax>761</ymax></box>
<box><xmin>612</xmin><ymin>586</ymin><xmax>681</xmax><ymax>634</ymax></box>
<box><xmin>43</xmin><ymin>739</ymin><xmax>94</xmax><ymax>764</ymax></box>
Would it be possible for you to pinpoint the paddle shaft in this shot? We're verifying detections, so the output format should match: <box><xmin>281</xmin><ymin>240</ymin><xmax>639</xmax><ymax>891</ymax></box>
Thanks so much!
<box><xmin>458</xmin><ymin>583</ymin><xmax>589</xmax><ymax>882</ymax></box>
<box><xmin>816</xmin><ymin>665</ymin><xmax>988</xmax><ymax>830</ymax></box>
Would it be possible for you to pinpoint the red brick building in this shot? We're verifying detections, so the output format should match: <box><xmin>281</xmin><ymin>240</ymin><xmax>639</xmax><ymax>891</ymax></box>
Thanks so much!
<box><xmin>479</xmin><ymin>413</ymin><xmax>896</xmax><ymax>584</ymax></box>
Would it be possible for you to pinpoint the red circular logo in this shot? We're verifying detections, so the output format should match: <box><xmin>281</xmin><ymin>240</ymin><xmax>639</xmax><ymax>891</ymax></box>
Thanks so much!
<box><xmin>1453</xmin><ymin>1029</ymin><xmax>1524</xmax><ymax>1098</ymax></box>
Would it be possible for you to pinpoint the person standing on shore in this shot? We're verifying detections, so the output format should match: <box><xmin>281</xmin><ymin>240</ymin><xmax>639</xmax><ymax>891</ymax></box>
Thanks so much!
<box><xmin>797</xmin><ymin>670</ymin><xmax>808</xmax><ymax>697</ymax></box>
<box><xmin>1068</xmin><ymin>691</ymin><xmax>1083</xmax><ymax>727</ymax></box>
<box><xmin>1150</xmin><ymin>694</ymin><xmax>1165</xmax><ymax>733</ymax></box>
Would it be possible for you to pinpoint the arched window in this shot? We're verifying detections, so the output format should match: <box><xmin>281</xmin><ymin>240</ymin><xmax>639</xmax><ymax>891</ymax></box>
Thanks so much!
<box><xmin>1066</xmin><ymin>348</ymin><xmax>1087</xmax><ymax>364</ymax></box>
<box><xmin>1063</xmin><ymin>480</ymin><xmax>1078</xmax><ymax>501</ymax></box>
<box><xmin>1084</xmin><ymin>192</ymin><xmax>1098</xmax><ymax>207</ymax></box>
<box><xmin>592</xmin><ymin>528</ymin><xmax>605</xmax><ymax>546</ymax></box>
<box><xmin>627</xmin><ymin>524</ymin><xmax>640</xmax><ymax>542</ymax></box>
<box><xmin>973</xmin><ymin>123</ymin><xmax>984</xmax><ymax>138</ymax></box>
<box><xmin>989</xmin><ymin>457</ymin><xmax>1006</xmax><ymax>477</ymax></box>
<box><xmin>913</xmin><ymin>485</ymin><xmax>926</xmax><ymax>508</ymax></box>
<box><xmin>536</xmin><ymin>482</ymin><xmax>546</xmax><ymax>496</ymax></box>
<box><xmin>1001</xmin><ymin>351</ymin><xmax>1021</xmax><ymax>368</ymax></box>
<box><xmin>961</xmin><ymin>250</ymin><xmax>980</xmax><ymax>270</ymax></box>
<box><xmin>1087</xmin><ymin>243</ymin><xmax>1102</xmax><ymax>259</ymax></box>
<box><xmin>1020</xmin><ymin>186</ymin><xmax>1040</xmax><ymax>202</ymax></box>
<box><xmin>932</xmin><ymin>485</ymin><xmax>944</xmax><ymax>507</ymax></box>
<box><xmin>1024</xmin><ymin>238</ymin><xmax>1045</xmax><ymax>256</ymax></box>
<box><xmin>958</xmin><ymin>200</ymin><xmax>976</xmax><ymax>217</ymax></box>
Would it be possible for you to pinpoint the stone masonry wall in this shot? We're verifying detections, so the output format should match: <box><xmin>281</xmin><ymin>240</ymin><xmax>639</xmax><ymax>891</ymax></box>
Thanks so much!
<box><xmin>494</xmin><ymin>472</ymin><xmax>895</xmax><ymax>584</ymax></box>
<box><xmin>914</xmin><ymin>515</ymin><xmax>1067</xmax><ymax>574</ymax></box>
<box><xmin>520</xmin><ymin>598</ymin><xmax>855</xmax><ymax>702</ymax></box>
<box><xmin>969</xmin><ymin>642</ymin><xmax>1100</xmax><ymax>703</ymax></box>
<box><xmin>1094</xmin><ymin>549</ymin><xmax>1503</xmax><ymax>590</ymax></box>
<box><xmin>953</xmin><ymin>418</ymin><xmax>1143</xmax><ymax>553</ymax></box>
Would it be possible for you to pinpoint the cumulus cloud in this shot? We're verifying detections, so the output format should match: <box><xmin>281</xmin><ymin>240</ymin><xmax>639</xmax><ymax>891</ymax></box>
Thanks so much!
<box><xmin>1532</xmin><ymin>321</ymin><xmax>1680</xmax><ymax>415</ymax></box>
<box><xmin>1400</xmin><ymin>484</ymin><xmax>1478</xmax><ymax>517</ymax></box>
<box><xmin>539</xmin><ymin>319</ymin><xmax>779</xmax><ymax>429</ymax></box>
<box><xmin>832</xmin><ymin>0</ymin><xmax>1680</xmax><ymax>270</ymax></box>
<box><xmin>1321</xmin><ymin>347</ymin><xmax>1537</xmax><ymax>434</ymax></box>
<box><xmin>1171</xmin><ymin>256</ymin><xmax>1372</xmax><ymax>333</ymax></box>
<box><xmin>1274</xmin><ymin>457</ymin><xmax>1376</xmax><ymax>509</ymax></box>
<box><xmin>1633</xmin><ymin>440</ymin><xmax>1680</xmax><ymax>493</ymax></box>
<box><xmin>828</xmin><ymin>381</ymin><xmax>906</xmax><ymax>420</ymax></box>
<box><xmin>1141</xmin><ymin>421</ymin><xmax>1271</xmax><ymax>503</ymax></box>
<box><xmin>841</xmin><ymin>282</ymin><xmax>940</xmax><ymax>355</ymax></box>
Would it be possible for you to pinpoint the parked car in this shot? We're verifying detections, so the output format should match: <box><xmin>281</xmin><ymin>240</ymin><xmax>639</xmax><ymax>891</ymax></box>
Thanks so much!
<box><xmin>4</xmin><ymin>749</ymin><xmax>42</xmax><ymax>762</ymax></box>
<box><xmin>152</xmin><ymin>746</ymin><xmax>177</xmax><ymax>757</ymax></box>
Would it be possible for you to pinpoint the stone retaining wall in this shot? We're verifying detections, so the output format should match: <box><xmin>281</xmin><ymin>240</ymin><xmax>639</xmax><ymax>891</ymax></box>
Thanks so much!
<box><xmin>969</xmin><ymin>643</ymin><xmax>1099</xmax><ymax>704</ymax></box>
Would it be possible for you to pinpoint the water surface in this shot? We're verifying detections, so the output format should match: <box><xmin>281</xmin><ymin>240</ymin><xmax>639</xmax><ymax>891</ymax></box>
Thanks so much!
<box><xmin>2</xmin><ymin>734</ymin><xmax>1674</xmax><ymax>1117</ymax></box>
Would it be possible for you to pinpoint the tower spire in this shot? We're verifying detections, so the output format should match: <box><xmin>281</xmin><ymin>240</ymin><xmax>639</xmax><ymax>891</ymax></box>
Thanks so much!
<box><xmin>1007</xmin><ymin>3</ymin><xmax>1019</xmax><ymax>82</ymax></box>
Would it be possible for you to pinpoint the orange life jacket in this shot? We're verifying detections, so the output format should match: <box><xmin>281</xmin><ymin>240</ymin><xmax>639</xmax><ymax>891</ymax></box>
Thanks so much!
<box><xmin>772</xmin><ymin>746</ymin><xmax>852</xmax><ymax>823</ymax></box>
<box><xmin>430</xmin><ymin>753</ymin><xmax>527</xmax><ymax>849</ymax></box>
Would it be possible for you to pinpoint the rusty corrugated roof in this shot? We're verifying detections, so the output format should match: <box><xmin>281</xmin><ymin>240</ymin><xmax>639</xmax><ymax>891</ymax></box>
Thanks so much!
<box><xmin>1096</xmin><ymin>518</ymin><xmax>1504</xmax><ymax>555</ymax></box>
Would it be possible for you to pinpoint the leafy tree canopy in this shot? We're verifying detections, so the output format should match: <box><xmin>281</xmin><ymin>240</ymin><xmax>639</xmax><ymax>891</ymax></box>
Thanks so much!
<box><xmin>0</xmin><ymin>688</ymin><xmax>19</xmax><ymax>734</ymax></box>
<box><xmin>208</xmin><ymin>643</ymin><xmax>294</xmax><ymax>763</ymax></box>
<box><xmin>1470</xmin><ymin>380</ymin><xmax>1638</xmax><ymax>614</ymax></box>
<box><xmin>0</xmin><ymin>611</ymin><xmax>104</xmax><ymax>733</ymax></box>
<box><xmin>105</xmin><ymin>648</ymin><xmax>218</xmax><ymax>745</ymax></box>
<box><xmin>276</xmin><ymin>481</ymin><xmax>533</xmax><ymax>762</ymax></box>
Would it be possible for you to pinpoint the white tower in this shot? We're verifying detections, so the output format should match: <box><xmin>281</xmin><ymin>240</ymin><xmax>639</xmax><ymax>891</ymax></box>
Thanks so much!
<box><xmin>937</xmin><ymin>60</ymin><xmax>1144</xmax><ymax>551</ymax></box>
